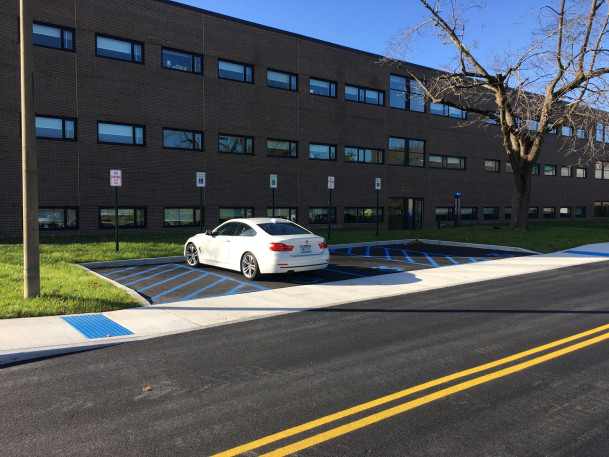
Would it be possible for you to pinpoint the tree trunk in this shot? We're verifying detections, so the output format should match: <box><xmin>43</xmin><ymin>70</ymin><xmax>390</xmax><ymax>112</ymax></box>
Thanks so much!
<box><xmin>510</xmin><ymin>170</ymin><xmax>531</xmax><ymax>230</ymax></box>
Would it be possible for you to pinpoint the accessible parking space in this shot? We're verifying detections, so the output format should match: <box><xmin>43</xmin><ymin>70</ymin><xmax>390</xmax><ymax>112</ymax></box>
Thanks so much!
<box><xmin>91</xmin><ymin>242</ymin><xmax>529</xmax><ymax>305</ymax></box>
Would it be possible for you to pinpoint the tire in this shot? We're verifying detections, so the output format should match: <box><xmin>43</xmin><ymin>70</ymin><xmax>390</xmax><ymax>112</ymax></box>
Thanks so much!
<box><xmin>185</xmin><ymin>243</ymin><xmax>200</xmax><ymax>267</ymax></box>
<box><xmin>241</xmin><ymin>252</ymin><xmax>260</xmax><ymax>280</ymax></box>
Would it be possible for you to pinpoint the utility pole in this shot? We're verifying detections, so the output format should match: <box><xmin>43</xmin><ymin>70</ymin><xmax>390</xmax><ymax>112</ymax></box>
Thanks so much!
<box><xmin>20</xmin><ymin>0</ymin><xmax>40</xmax><ymax>298</ymax></box>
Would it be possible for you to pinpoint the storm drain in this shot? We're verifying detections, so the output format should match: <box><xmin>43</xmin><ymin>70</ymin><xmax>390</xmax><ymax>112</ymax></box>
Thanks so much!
<box><xmin>62</xmin><ymin>314</ymin><xmax>134</xmax><ymax>339</ymax></box>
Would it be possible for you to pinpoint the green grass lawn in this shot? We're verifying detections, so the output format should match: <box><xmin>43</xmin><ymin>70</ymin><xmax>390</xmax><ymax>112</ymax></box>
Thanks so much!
<box><xmin>2</xmin><ymin>220</ymin><xmax>608</xmax><ymax>319</ymax></box>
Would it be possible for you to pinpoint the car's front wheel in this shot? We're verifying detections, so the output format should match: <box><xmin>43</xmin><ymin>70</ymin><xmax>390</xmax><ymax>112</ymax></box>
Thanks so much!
<box><xmin>241</xmin><ymin>252</ymin><xmax>260</xmax><ymax>280</ymax></box>
<box><xmin>185</xmin><ymin>243</ymin><xmax>200</xmax><ymax>267</ymax></box>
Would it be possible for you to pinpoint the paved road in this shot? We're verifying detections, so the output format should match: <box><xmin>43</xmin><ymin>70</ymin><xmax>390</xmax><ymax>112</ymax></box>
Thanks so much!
<box><xmin>2</xmin><ymin>262</ymin><xmax>608</xmax><ymax>456</ymax></box>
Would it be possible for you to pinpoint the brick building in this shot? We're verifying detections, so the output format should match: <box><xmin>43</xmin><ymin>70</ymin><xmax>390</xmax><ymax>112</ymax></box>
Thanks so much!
<box><xmin>1</xmin><ymin>0</ymin><xmax>608</xmax><ymax>237</ymax></box>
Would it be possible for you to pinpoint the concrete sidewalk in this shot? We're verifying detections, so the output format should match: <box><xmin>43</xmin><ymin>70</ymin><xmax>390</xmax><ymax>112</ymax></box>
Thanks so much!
<box><xmin>1</xmin><ymin>242</ymin><xmax>608</xmax><ymax>366</ymax></box>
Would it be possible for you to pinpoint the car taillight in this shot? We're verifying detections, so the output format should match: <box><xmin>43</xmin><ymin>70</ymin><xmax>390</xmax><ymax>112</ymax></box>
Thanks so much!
<box><xmin>318</xmin><ymin>240</ymin><xmax>328</xmax><ymax>249</ymax></box>
<box><xmin>269</xmin><ymin>242</ymin><xmax>294</xmax><ymax>251</ymax></box>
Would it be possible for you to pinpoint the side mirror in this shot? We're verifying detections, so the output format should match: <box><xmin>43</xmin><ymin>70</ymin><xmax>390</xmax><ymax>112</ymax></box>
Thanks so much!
<box><xmin>205</xmin><ymin>229</ymin><xmax>212</xmax><ymax>236</ymax></box>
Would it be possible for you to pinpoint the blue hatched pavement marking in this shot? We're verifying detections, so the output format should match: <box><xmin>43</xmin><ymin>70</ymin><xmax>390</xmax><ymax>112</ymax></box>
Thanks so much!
<box><xmin>150</xmin><ymin>271</ymin><xmax>212</xmax><ymax>301</ymax></box>
<box><xmin>173</xmin><ymin>263</ymin><xmax>269</xmax><ymax>291</ymax></box>
<box><xmin>331</xmin><ymin>247</ymin><xmax>492</xmax><ymax>268</ymax></box>
<box><xmin>112</xmin><ymin>264</ymin><xmax>168</xmax><ymax>282</ymax></box>
<box><xmin>102</xmin><ymin>265</ymin><xmax>139</xmax><ymax>277</ymax></box>
<box><xmin>62</xmin><ymin>314</ymin><xmax>133</xmax><ymax>339</ymax></box>
<box><xmin>136</xmin><ymin>269</ymin><xmax>195</xmax><ymax>292</ymax></box>
<box><xmin>176</xmin><ymin>278</ymin><xmax>230</xmax><ymax>302</ymax></box>
<box><xmin>123</xmin><ymin>265</ymin><xmax>182</xmax><ymax>286</ymax></box>
<box><xmin>325</xmin><ymin>268</ymin><xmax>368</xmax><ymax>277</ymax></box>
<box><xmin>384</xmin><ymin>247</ymin><xmax>392</xmax><ymax>260</ymax></box>
<box><xmin>422</xmin><ymin>252</ymin><xmax>439</xmax><ymax>267</ymax></box>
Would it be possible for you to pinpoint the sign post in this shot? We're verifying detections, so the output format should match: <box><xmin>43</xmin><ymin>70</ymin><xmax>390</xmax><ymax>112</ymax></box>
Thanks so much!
<box><xmin>270</xmin><ymin>174</ymin><xmax>277</xmax><ymax>217</ymax></box>
<box><xmin>375</xmin><ymin>178</ymin><xmax>381</xmax><ymax>236</ymax></box>
<box><xmin>454</xmin><ymin>192</ymin><xmax>462</xmax><ymax>228</ymax></box>
<box><xmin>196</xmin><ymin>172</ymin><xmax>206</xmax><ymax>232</ymax></box>
<box><xmin>327</xmin><ymin>176</ymin><xmax>335</xmax><ymax>240</ymax></box>
<box><xmin>110</xmin><ymin>169</ymin><xmax>122</xmax><ymax>252</ymax></box>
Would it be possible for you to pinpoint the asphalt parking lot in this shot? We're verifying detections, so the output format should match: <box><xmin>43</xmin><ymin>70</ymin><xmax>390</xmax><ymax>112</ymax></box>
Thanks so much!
<box><xmin>91</xmin><ymin>242</ymin><xmax>529</xmax><ymax>305</ymax></box>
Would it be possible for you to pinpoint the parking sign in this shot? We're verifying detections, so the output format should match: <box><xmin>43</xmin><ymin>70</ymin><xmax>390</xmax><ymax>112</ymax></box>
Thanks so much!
<box><xmin>196</xmin><ymin>172</ymin><xmax>206</xmax><ymax>188</ymax></box>
<box><xmin>110</xmin><ymin>169</ymin><xmax>122</xmax><ymax>187</ymax></box>
<box><xmin>328</xmin><ymin>176</ymin><xmax>335</xmax><ymax>189</ymax></box>
<box><xmin>270</xmin><ymin>174</ymin><xmax>278</xmax><ymax>189</ymax></box>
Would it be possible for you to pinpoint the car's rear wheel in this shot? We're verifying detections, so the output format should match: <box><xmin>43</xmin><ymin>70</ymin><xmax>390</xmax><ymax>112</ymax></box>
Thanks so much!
<box><xmin>241</xmin><ymin>252</ymin><xmax>260</xmax><ymax>280</ymax></box>
<box><xmin>185</xmin><ymin>243</ymin><xmax>200</xmax><ymax>267</ymax></box>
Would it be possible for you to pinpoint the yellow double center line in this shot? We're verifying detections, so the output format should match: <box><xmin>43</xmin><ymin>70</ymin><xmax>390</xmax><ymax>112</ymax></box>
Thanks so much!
<box><xmin>211</xmin><ymin>322</ymin><xmax>609</xmax><ymax>457</ymax></box>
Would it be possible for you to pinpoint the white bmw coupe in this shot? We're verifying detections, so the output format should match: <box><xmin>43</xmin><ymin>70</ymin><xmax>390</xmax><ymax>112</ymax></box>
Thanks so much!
<box><xmin>184</xmin><ymin>218</ymin><xmax>330</xmax><ymax>280</ymax></box>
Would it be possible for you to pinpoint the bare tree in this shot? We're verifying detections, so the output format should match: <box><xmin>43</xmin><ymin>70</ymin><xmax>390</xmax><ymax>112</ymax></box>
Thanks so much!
<box><xmin>387</xmin><ymin>0</ymin><xmax>609</xmax><ymax>230</ymax></box>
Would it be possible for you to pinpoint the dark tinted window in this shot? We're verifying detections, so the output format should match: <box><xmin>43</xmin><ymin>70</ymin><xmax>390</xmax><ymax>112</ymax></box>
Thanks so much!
<box><xmin>257</xmin><ymin>222</ymin><xmax>310</xmax><ymax>236</ymax></box>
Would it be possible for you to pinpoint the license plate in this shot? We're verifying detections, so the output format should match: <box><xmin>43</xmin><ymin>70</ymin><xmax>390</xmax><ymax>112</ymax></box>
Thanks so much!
<box><xmin>300</xmin><ymin>245</ymin><xmax>312</xmax><ymax>254</ymax></box>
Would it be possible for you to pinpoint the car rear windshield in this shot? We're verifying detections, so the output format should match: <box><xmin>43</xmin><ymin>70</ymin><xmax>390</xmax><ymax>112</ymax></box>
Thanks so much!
<box><xmin>258</xmin><ymin>222</ymin><xmax>310</xmax><ymax>236</ymax></box>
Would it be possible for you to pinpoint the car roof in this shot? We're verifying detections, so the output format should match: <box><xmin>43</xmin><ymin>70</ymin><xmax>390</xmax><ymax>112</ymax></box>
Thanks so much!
<box><xmin>222</xmin><ymin>217</ymin><xmax>292</xmax><ymax>225</ymax></box>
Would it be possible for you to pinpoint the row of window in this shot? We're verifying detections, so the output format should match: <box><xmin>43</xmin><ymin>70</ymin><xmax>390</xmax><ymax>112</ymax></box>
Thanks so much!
<box><xmin>32</xmin><ymin>22</ymin><xmax>463</xmax><ymax>116</ymax></box>
<box><xmin>435</xmin><ymin>206</ymin><xmax>592</xmax><ymax>221</ymax></box>
<box><xmin>37</xmin><ymin>206</ymin><xmax>383</xmax><ymax>231</ymax></box>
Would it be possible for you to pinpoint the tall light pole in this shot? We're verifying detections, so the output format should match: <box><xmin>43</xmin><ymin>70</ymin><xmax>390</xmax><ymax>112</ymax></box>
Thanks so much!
<box><xmin>20</xmin><ymin>0</ymin><xmax>40</xmax><ymax>298</ymax></box>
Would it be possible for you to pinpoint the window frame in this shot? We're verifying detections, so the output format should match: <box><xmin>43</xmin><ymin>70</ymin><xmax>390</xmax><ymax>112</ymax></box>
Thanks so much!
<box><xmin>308</xmin><ymin>207</ymin><xmax>337</xmax><ymax>224</ymax></box>
<box><xmin>162</xmin><ymin>128</ymin><xmax>203</xmax><ymax>150</ymax></box>
<box><xmin>161</xmin><ymin>47</ymin><xmax>202</xmax><ymax>74</ymax></box>
<box><xmin>97</xmin><ymin>121</ymin><xmax>145</xmax><ymax>146</ymax></box>
<box><xmin>484</xmin><ymin>159</ymin><xmax>500</xmax><ymax>173</ymax></box>
<box><xmin>309</xmin><ymin>77</ymin><xmax>337</xmax><ymax>98</ymax></box>
<box><xmin>266</xmin><ymin>207</ymin><xmax>297</xmax><ymax>222</ymax></box>
<box><xmin>219</xmin><ymin>207</ymin><xmax>254</xmax><ymax>223</ymax></box>
<box><xmin>343</xmin><ymin>207</ymin><xmax>384</xmax><ymax>223</ymax></box>
<box><xmin>543</xmin><ymin>165</ymin><xmax>557</xmax><ymax>176</ymax></box>
<box><xmin>163</xmin><ymin>208</ymin><xmax>202</xmax><ymax>228</ymax></box>
<box><xmin>309</xmin><ymin>143</ymin><xmax>336</xmax><ymax>161</ymax></box>
<box><xmin>95</xmin><ymin>34</ymin><xmax>143</xmax><ymax>63</ymax></box>
<box><xmin>428</xmin><ymin>154</ymin><xmax>466</xmax><ymax>170</ymax></box>
<box><xmin>344</xmin><ymin>84</ymin><xmax>384</xmax><ymax>106</ymax></box>
<box><xmin>266</xmin><ymin>69</ymin><xmax>297</xmax><ymax>91</ymax></box>
<box><xmin>35</xmin><ymin>115</ymin><xmax>76</xmax><ymax>141</ymax></box>
<box><xmin>218</xmin><ymin>59</ymin><xmax>253</xmax><ymax>83</ymax></box>
<box><xmin>387</xmin><ymin>137</ymin><xmax>425</xmax><ymax>167</ymax></box>
<box><xmin>98</xmin><ymin>207</ymin><xmax>146</xmax><ymax>229</ymax></box>
<box><xmin>266</xmin><ymin>138</ymin><xmax>297</xmax><ymax>158</ymax></box>
<box><xmin>429</xmin><ymin>102</ymin><xmax>467</xmax><ymax>119</ymax></box>
<box><xmin>389</xmin><ymin>74</ymin><xmax>425</xmax><ymax>112</ymax></box>
<box><xmin>33</xmin><ymin>21</ymin><xmax>74</xmax><ymax>51</ymax></box>
<box><xmin>344</xmin><ymin>146</ymin><xmax>384</xmax><ymax>164</ymax></box>
<box><xmin>38</xmin><ymin>207</ymin><xmax>78</xmax><ymax>231</ymax></box>
<box><xmin>218</xmin><ymin>133</ymin><xmax>254</xmax><ymax>155</ymax></box>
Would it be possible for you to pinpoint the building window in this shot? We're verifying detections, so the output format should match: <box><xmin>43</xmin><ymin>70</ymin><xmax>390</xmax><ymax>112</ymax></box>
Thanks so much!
<box><xmin>543</xmin><ymin>207</ymin><xmax>556</xmax><ymax>218</ymax></box>
<box><xmin>576</xmin><ymin>167</ymin><xmax>587</xmax><ymax>178</ymax></box>
<box><xmin>506</xmin><ymin>162</ymin><xmax>513</xmax><ymax>173</ymax></box>
<box><xmin>344</xmin><ymin>147</ymin><xmax>383</xmax><ymax>164</ymax></box>
<box><xmin>98</xmin><ymin>122</ymin><xmax>144</xmax><ymax>146</ymax></box>
<box><xmin>267</xmin><ymin>139</ymin><xmax>297</xmax><ymax>158</ymax></box>
<box><xmin>33</xmin><ymin>22</ymin><xmax>73</xmax><ymax>50</ymax></box>
<box><xmin>388</xmin><ymin>137</ymin><xmax>425</xmax><ymax>167</ymax></box>
<box><xmin>594</xmin><ymin>161</ymin><xmax>609</xmax><ymax>179</ymax></box>
<box><xmin>309</xmin><ymin>143</ymin><xmax>336</xmax><ymax>160</ymax></box>
<box><xmin>345</xmin><ymin>85</ymin><xmax>384</xmax><ymax>105</ymax></box>
<box><xmin>99</xmin><ymin>208</ymin><xmax>146</xmax><ymax>229</ymax></box>
<box><xmin>267</xmin><ymin>208</ymin><xmax>297</xmax><ymax>222</ymax></box>
<box><xmin>528</xmin><ymin>207</ymin><xmax>539</xmax><ymax>219</ymax></box>
<box><xmin>164</xmin><ymin>208</ymin><xmax>201</xmax><ymax>227</ymax></box>
<box><xmin>484</xmin><ymin>159</ymin><xmax>500</xmax><ymax>173</ymax></box>
<box><xmin>389</xmin><ymin>75</ymin><xmax>425</xmax><ymax>112</ymax></box>
<box><xmin>577</xmin><ymin>129</ymin><xmax>588</xmax><ymax>139</ymax></box>
<box><xmin>163</xmin><ymin>128</ymin><xmax>202</xmax><ymax>150</ymax></box>
<box><xmin>309</xmin><ymin>207</ymin><xmax>336</xmax><ymax>224</ymax></box>
<box><xmin>162</xmin><ymin>48</ymin><xmax>202</xmax><ymax>73</ymax></box>
<box><xmin>267</xmin><ymin>70</ymin><xmax>297</xmax><ymax>90</ymax></box>
<box><xmin>594</xmin><ymin>201</ymin><xmax>609</xmax><ymax>217</ymax></box>
<box><xmin>562</xmin><ymin>126</ymin><xmax>573</xmax><ymax>137</ymax></box>
<box><xmin>344</xmin><ymin>208</ymin><xmax>383</xmax><ymax>223</ymax></box>
<box><xmin>429</xmin><ymin>155</ymin><xmax>466</xmax><ymax>170</ymax></box>
<box><xmin>560</xmin><ymin>166</ymin><xmax>572</xmax><ymax>177</ymax></box>
<box><xmin>219</xmin><ymin>134</ymin><xmax>253</xmax><ymax>154</ymax></box>
<box><xmin>505</xmin><ymin>207</ymin><xmax>512</xmax><ymax>219</ymax></box>
<box><xmin>219</xmin><ymin>207</ymin><xmax>254</xmax><ymax>223</ymax></box>
<box><xmin>35</xmin><ymin>116</ymin><xmax>75</xmax><ymax>140</ymax></box>
<box><xmin>575</xmin><ymin>206</ymin><xmax>586</xmax><ymax>218</ymax></box>
<box><xmin>544</xmin><ymin>165</ymin><xmax>557</xmax><ymax>176</ymax></box>
<box><xmin>435</xmin><ymin>207</ymin><xmax>454</xmax><ymax>221</ymax></box>
<box><xmin>218</xmin><ymin>60</ymin><xmax>253</xmax><ymax>83</ymax></box>
<box><xmin>39</xmin><ymin>207</ymin><xmax>77</xmax><ymax>230</ymax></box>
<box><xmin>309</xmin><ymin>78</ymin><xmax>336</xmax><ymax>97</ymax></box>
<box><xmin>559</xmin><ymin>207</ymin><xmax>571</xmax><ymax>218</ymax></box>
<box><xmin>531</xmin><ymin>164</ymin><xmax>540</xmax><ymax>175</ymax></box>
<box><xmin>597</xmin><ymin>123</ymin><xmax>609</xmax><ymax>142</ymax></box>
<box><xmin>483</xmin><ymin>207</ymin><xmax>499</xmax><ymax>220</ymax></box>
<box><xmin>460</xmin><ymin>207</ymin><xmax>478</xmax><ymax>220</ymax></box>
<box><xmin>429</xmin><ymin>103</ymin><xmax>466</xmax><ymax>119</ymax></box>
<box><xmin>96</xmin><ymin>35</ymin><xmax>143</xmax><ymax>63</ymax></box>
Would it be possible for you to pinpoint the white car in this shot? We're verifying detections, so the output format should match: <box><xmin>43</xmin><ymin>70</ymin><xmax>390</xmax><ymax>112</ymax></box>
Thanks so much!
<box><xmin>184</xmin><ymin>218</ymin><xmax>330</xmax><ymax>280</ymax></box>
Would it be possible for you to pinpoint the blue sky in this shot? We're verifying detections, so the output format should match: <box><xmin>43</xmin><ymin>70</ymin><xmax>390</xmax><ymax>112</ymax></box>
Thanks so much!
<box><xmin>174</xmin><ymin>0</ymin><xmax>539</xmax><ymax>69</ymax></box>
